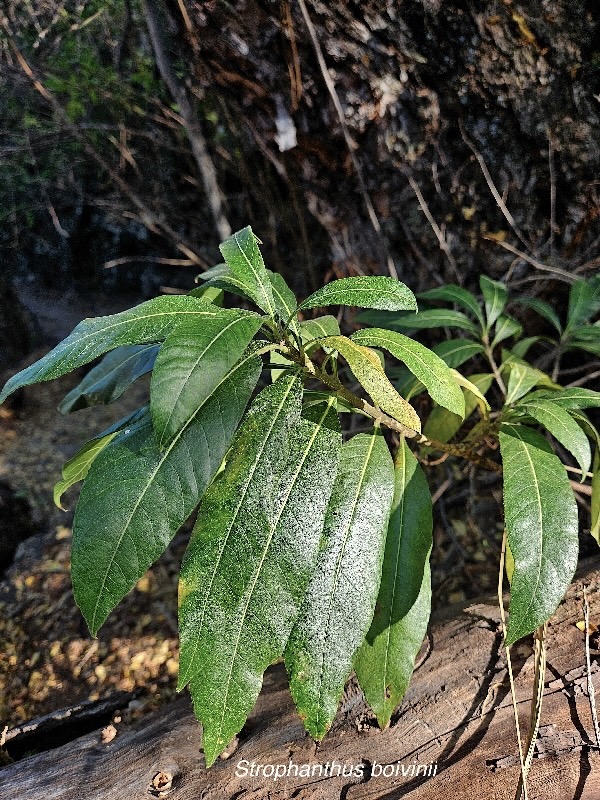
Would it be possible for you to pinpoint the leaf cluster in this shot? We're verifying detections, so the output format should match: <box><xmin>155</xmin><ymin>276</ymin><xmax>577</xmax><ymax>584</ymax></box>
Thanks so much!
<box><xmin>1</xmin><ymin>227</ymin><xmax>599</xmax><ymax>763</ymax></box>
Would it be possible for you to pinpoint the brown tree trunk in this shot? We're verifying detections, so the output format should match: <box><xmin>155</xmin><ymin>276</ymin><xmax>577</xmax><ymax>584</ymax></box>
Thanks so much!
<box><xmin>3</xmin><ymin>560</ymin><xmax>600</xmax><ymax>799</ymax></box>
<box><xmin>179</xmin><ymin>0</ymin><xmax>600</xmax><ymax>291</ymax></box>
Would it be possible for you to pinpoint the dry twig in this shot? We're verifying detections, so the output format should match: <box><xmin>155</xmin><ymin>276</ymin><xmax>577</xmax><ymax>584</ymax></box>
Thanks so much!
<box><xmin>583</xmin><ymin>586</ymin><xmax>600</xmax><ymax>748</ymax></box>
<box><xmin>296</xmin><ymin>0</ymin><xmax>398</xmax><ymax>279</ymax></box>
<box><xmin>460</xmin><ymin>122</ymin><xmax>529</xmax><ymax>250</ymax></box>
<box><xmin>498</xmin><ymin>530</ymin><xmax>529</xmax><ymax>800</ymax></box>
<box><xmin>406</xmin><ymin>174</ymin><xmax>461</xmax><ymax>283</ymax></box>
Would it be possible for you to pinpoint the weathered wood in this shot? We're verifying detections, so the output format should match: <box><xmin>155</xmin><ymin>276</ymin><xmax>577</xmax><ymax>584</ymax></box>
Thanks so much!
<box><xmin>2</xmin><ymin>562</ymin><xmax>600</xmax><ymax>799</ymax></box>
<box><xmin>2</xmin><ymin>691</ymin><xmax>136</xmax><ymax>761</ymax></box>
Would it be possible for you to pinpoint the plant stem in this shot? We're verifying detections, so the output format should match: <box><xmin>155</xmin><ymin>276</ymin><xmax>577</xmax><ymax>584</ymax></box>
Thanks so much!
<box><xmin>551</xmin><ymin>345</ymin><xmax>562</xmax><ymax>383</ymax></box>
<box><xmin>483</xmin><ymin>333</ymin><xmax>507</xmax><ymax>396</ymax></box>
<box><xmin>279</xmin><ymin>344</ymin><xmax>501</xmax><ymax>473</ymax></box>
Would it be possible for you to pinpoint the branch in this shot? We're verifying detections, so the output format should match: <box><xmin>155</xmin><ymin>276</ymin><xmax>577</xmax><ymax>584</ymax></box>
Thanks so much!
<box><xmin>280</xmin><ymin>344</ymin><xmax>502</xmax><ymax>473</ymax></box>
<box><xmin>142</xmin><ymin>0</ymin><xmax>231</xmax><ymax>243</ymax></box>
<box><xmin>482</xmin><ymin>237</ymin><xmax>575</xmax><ymax>283</ymax></box>
<box><xmin>296</xmin><ymin>0</ymin><xmax>397</xmax><ymax>280</ymax></box>
<box><xmin>5</xmin><ymin>35</ymin><xmax>208</xmax><ymax>268</ymax></box>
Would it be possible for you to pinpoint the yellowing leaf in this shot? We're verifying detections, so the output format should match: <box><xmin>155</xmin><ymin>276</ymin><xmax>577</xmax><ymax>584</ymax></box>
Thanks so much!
<box><xmin>352</xmin><ymin>329</ymin><xmax>465</xmax><ymax>417</ymax></box>
<box><xmin>319</xmin><ymin>335</ymin><xmax>421</xmax><ymax>432</ymax></box>
<box><xmin>451</xmin><ymin>370</ymin><xmax>491</xmax><ymax>415</ymax></box>
<box><xmin>54</xmin><ymin>432</ymin><xmax>118</xmax><ymax>510</ymax></box>
<box><xmin>576</xmin><ymin>620</ymin><xmax>598</xmax><ymax>634</ymax></box>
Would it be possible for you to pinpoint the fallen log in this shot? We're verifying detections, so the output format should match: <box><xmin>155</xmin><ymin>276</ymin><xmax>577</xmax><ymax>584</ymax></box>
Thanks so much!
<box><xmin>2</xmin><ymin>559</ymin><xmax>600</xmax><ymax>800</ymax></box>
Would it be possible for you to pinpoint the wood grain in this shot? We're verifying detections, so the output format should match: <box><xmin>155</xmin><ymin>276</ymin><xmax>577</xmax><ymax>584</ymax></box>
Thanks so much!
<box><xmin>2</xmin><ymin>561</ymin><xmax>600</xmax><ymax>799</ymax></box>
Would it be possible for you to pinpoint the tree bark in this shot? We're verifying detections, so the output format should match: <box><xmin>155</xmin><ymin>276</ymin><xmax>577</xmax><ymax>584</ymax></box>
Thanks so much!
<box><xmin>181</xmin><ymin>0</ymin><xmax>600</xmax><ymax>290</ymax></box>
<box><xmin>3</xmin><ymin>560</ymin><xmax>600</xmax><ymax>799</ymax></box>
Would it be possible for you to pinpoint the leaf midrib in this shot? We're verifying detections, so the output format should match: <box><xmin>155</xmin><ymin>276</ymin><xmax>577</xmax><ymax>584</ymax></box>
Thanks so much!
<box><xmin>313</xmin><ymin>432</ymin><xmax>377</xmax><ymax>731</ymax></box>
<box><xmin>179</xmin><ymin>378</ymin><xmax>297</xmax><ymax>687</ymax></box>
<box><xmin>19</xmin><ymin>307</ymin><xmax>218</xmax><ymax>389</ymax></box>
<box><xmin>508</xmin><ymin>430</ymin><xmax>544</xmax><ymax>637</ymax></box>
<box><xmin>157</xmin><ymin>314</ymin><xmax>254</xmax><ymax>448</ymax></box>
<box><xmin>380</xmin><ymin>442</ymin><xmax>405</xmax><ymax>707</ymax></box>
<box><xmin>233</xmin><ymin>231</ymin><xmax>275</xmax><ymax>316</ymax></box>
<box><xmin>215</xmin><ymin>397</ymin><xmax>336</xmax><ymax>746</ymax></box>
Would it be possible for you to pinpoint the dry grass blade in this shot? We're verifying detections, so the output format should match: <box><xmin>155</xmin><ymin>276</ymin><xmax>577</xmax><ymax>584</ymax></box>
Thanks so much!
<box><xmin>514</xmin><ymin>623</ymin><xmax>547</xmax><ymax>800</ymax></box>
<box><xmin>406</xmin><ymin>174</ymin><xmax>461</xmax><ymax>283</ymax></box>
<box><xmin>498</xmin><ymin>530</ymin><xmax>529</xmax><ymax>800</ymax></box>
<box><xmin>583</xmin><ymin>586</ymin><xmax>600</xmax><ymax>748</ymax></box>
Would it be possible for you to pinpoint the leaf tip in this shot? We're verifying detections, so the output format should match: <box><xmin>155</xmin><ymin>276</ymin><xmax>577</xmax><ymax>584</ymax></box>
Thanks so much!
<box><xmin>0</xmin><ymin>383</ymin><xmax>13</xmax><ymax>405</ymax></box>
<box><xmin>374</xmin><ymin>709</ymin><xmax>392</xmax><ymax>730</ymax></box>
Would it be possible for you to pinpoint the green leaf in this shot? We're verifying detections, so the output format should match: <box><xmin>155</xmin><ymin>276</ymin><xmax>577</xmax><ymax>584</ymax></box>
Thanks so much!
<box><xmin>0</xmin><ymin>296</ymin><xmax>216</xmax><ymax>404</ymax></box>
<box><xmin>355</xmin><ymin>439</ymin><xmax>433</xmax><ymax>727</ymax></box>
<box><xmin>198</xmin><ymin>264</ymin><xmax>254</xmax><ymax>303</ymax></box>
<box><xmin>285</xmin><ymin>429</ymin><xmax>395</xmax><ymax>740</ymax></box>
<box><xmin>150</xmin><ymin>308</ymin><xmax>263</xmax><ymax>448</ymax></box>
<box><xmin>567</xmin><ymin>325</ymin><xmax>600</xmax><ymax>342</ymax></box>
<box><xmin>568</xmin><ymin>339</ymin><xmax>600</xmax><ymax>357</ymax></box>
<box><xmin>71</xmin><ymin>351</ymin><xmax>262</xmax><ymax>636</ymax></box>
<box><xmin>178</xmin><ymin>378</ymin><xmax>341</xmax><ymax>766</ymax></box>
<box><xmin>59</xmin><ymin>345</ymin><xmax>158</xmax><ymax>413</ymax></box>
<box><xmin>568</xmin><ymin>410</ymin><xmax>600</xmax><ymax>450</ymax></box>
<box><xmin>592</xmin><ymin>450</ymin><xmax>600</xmax><ymax>545</ymax></box>
<box><xmin>390</xmin><ymin>338</ymin><xmax>485</xmax><ymax>400</ymax></box>
<box><xmin>267</xmin><ymin>270</ymin><xmax>300</xmax><ymax>334</ymax></box>
<box><xmin>515</xmin><ymin>399</ymin><xmax>591</xmax><ymax>476</ymax></box>
<box><xmin>299</xmin><ymin>277</ymin><xmax>417</xmax><ymax>313</ymax></box>
<box><xmin>516</xmin><ymin>388</ymin><xmax>600</xmax><ymax>411</ymax></box>
<box><xmin>422</xmin><ymin>405</ymin><xmax>461</xmax><ymax>445</ymax></box>
<box><xmin>511</xmin><ymin>336</ymin><xmax>543</xmax><ymax>359</ymax></box>
<box><xmin>318</xmin><ymin>335</ymin><xmax>421</xmax><ymax>432</ymax></box>
<box><xmin>499</xmin><ymin>424</ymin><xmax>579</xmax><ymax>645</ymax></box>
<box><xmin>491</xmin><ymin>314</ymin><xmax>523</xmax><ymax>349</ymax></box>
<box><xmin>431</xmin><ymin>338</ymin><xmax>485</xmax><ymax>369</ymax></box>
<box><xmin>54</xmin><ymin>432</ymin><xmax>118</xmax><ymax>510</ymax></box>
<box><xmin>302</xmin><ymin>391</ymin><xmax>357</xmax><ymax>414</ymax></box>
<box><xmin>300</xmin><ymin>316</ymin><xmax>341</xmax><ymax>349</ymax></box>
<box><xmin>219</xmin><ymin>226</ymin><xmax>276</xmax><ymax>316</ymax></box>
<box><xmin>358</xmin><ymin>308</ymin><xmax>479</xmax><ymax>336</ymax></box>
<box><xmin>352</xmin><ymin>328</ymin><xmax>465</xmax><ymax>417</ymax></box>
<box><xmin>268</xmin><ymin>349</ymin><xmax>294</xmax><ymax>383</ymax></box>
<box><xmin>96</xmin><ymin>405</ymin><xmax>149</xmax><ymax>438</ymax></box>
<box><xmin>565</xmin><ymin>325</ymin><xmax>600</xmax><ymax>357</ymax></box>
<box><xmin>450</xmin><ymin>370</ymin><xmax>491</xmax><ymax>414</ymax></box>
<box><xmin>423</xmin><ymin>374</ymin><xmax>493</xmax><ymax>444</ymax></box>
<box><xmin>512</xmin><ymin>296</ymin><xmax>562</xmax><ymax>334</ymax></box>
<box><xmin>504</xmin><ymin>362</ymin><xmax>557</xmax><ymax>405</ymax></box>
<box><xmin>418</xmin><ymin>284</ymin><xmax>485</xmax><ymax>328</ymax></box>
<box><xmin>188</xmin><ymin>285</ymin><xmax>225</xmax><ymax>305</ymax></box>
<box><xmin>480</xmin><ymin>275</ymin><xmax>507</xmax><ymax>330</ymax></box>
<box><xmin>391</xmin><ymin>369</ymin><xmax>423</xmax><ymax>402</ymax></box>
<box><xmin>566</xmin><ymin>276</ymin><xmax>600</xmax><ymax>331</ymax></box>
<box><xmin>196</xmin><ymin>263</ymin><xmax>229</xmax><ymax>282</ymax></box>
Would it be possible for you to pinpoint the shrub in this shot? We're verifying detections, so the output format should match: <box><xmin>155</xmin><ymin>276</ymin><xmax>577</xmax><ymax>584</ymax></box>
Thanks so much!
<box><xmin>1</xmin><ymin>227</ymin><xmax>599</xmax><ymax>766</ymax></box>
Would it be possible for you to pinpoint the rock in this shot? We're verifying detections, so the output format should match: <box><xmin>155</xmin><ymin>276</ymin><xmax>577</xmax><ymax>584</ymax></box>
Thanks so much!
<box><xmin>0</xmin><ymin>480</ymin><xmax>37</xmax><ymax>573</ymax></box>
